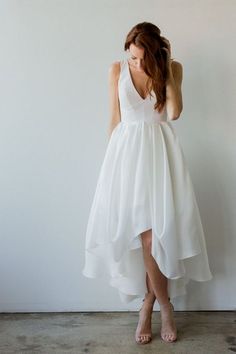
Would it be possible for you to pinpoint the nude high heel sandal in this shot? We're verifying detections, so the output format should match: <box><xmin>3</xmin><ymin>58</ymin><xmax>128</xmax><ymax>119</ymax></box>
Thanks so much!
<box><xmin>135</xmin><ymin>298</ymin><xmax>153</xmax><ymax>344</ymax></box>
<box><xmin>160</xmin><ymin>299</ymin><xmax>177</xmax><ymax>343</ymax></box>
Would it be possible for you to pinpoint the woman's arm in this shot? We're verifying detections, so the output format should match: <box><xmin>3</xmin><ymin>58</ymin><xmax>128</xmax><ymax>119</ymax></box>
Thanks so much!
<box><xmin>107</xmin><ymin>62</ymin><xmax>121</xmax><ymax>139</ymax></box>
<box><xmin>160</xmin><ymin>37</ymin><xmax>183</xmax><ymax>120</ymax></box>
<box><xmin>165</xmin><ymin>60</ymin><xmax>183</xmax><ymax>120</ymax></box>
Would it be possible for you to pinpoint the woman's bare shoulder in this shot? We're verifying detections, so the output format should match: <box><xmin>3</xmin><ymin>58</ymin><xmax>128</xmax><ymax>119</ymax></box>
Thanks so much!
<box><xmin>171</xmin><ymin>59</ymin><xmax>183</xmax><ymax>71</ymax></box>
<box><xmin>108</xmin><ymin>61</ymin><xmax>122</xmax><ymax>81</ymax></box>
<box><xmin>170</xmin><ymin>60</ymin><xmax>183</xmax><ymax>85</ymax></box>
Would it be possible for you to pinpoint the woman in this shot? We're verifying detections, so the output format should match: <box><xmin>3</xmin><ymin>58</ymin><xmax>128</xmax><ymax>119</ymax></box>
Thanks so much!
<box><xmin>82</xmin><ymin>21</ymin><xmax>212</xmax><ymax>345</ymax></box>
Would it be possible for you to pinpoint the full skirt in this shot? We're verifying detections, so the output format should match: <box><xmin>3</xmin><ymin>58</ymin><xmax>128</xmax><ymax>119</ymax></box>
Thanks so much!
<box><xmin>82</xmin><ymin>120</ymin><xmax>212</xmax><ymax>303</ymax></box>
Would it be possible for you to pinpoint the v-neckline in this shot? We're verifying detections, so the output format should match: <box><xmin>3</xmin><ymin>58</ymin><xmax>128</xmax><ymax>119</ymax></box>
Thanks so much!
<box><xmin>126</xmin><ymin>58</ymin><xmax>150</xmax><ymax>101</ymax></box>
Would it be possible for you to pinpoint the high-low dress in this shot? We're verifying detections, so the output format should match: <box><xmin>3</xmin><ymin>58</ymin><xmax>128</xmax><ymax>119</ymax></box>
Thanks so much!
<box><xmin>82</xmin><ymin>58</ymin><xmax>213</xmax><ymax>304</ymax></box>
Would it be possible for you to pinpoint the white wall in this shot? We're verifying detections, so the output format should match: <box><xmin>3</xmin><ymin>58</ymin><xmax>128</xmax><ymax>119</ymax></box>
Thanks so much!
<box><xmin>0</xmin><ymin>0</ymin><xmax>235</xmax><ymax>312</ymax></box>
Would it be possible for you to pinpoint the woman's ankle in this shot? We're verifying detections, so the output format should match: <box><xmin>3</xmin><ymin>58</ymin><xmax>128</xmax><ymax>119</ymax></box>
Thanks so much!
<box><xmin>159</xmin><ymin>298</ymin><xmax>172</xmax><ymax>308</ymax></box>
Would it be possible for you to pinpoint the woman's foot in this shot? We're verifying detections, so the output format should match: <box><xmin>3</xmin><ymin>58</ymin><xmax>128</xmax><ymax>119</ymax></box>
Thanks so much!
<box><xmin>135</xmin><ymin>297</ymin><xmax>154</xmax><ymax>344</ymax></box>
<box><xmin>160</xmin><ymin>301</ymin><xmax>177</xmax><ymax>342</ymax></box>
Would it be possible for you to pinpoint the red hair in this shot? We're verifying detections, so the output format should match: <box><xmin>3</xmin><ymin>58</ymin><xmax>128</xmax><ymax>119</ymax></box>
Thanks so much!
<box><xmin>124</xmin><ymin>22</ymin><xmax>173</xmax><ymax>113</ymax></box>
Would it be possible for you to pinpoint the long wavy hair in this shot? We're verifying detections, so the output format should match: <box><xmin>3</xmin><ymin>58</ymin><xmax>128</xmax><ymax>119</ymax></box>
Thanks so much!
<box><xmin>124</xmin><ymin>22</ymin><xmax>173</xmax><ymax>113</ymax></box>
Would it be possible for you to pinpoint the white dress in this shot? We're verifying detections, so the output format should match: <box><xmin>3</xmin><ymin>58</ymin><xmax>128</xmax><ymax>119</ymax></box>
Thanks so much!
<box><xmin>82</xmin><ymin>58</ymin><xmax>213</xmax><ymax>304</ymax></box>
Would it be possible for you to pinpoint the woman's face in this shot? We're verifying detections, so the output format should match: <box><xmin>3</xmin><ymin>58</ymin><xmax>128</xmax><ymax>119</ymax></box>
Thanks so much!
<box><xmin>128</xmin><ymin>43</ymin><xmax>145</xmax><ymax>72</ymax></box>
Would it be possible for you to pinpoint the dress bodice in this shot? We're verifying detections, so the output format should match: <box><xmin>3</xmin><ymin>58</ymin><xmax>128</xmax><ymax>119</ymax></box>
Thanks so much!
<box><xmin>118</xmin><ymin>58</ymin><xmax>168</xmax><ymax>124</ymax></box>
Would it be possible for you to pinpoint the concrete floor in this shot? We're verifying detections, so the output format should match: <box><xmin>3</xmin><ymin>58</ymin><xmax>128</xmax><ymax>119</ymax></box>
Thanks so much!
<box><xmin>0</xmin><ymin>311</ymin><xmax>235</xmax><ymax>354</ymax></box>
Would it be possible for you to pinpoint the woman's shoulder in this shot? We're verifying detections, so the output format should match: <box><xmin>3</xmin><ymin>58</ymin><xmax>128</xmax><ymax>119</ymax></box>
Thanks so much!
<box><xmin>170</xmin><ymin>59</ymin><xmax>183</xmax><ymax>85</ymax></box>
<box><xmin>108</xmin><ymin>60</ymin><xmax>122</xmax><ymax>81</ymax></box>
<box><xmin>108</xmin><ymin>60</ymin><xmax>123</xmax><ymax>71</ymax></box>
<box><xmin>170</xmin><ymin>59</ymin><xmax>183</xmax><ymax>73</ymax></box>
